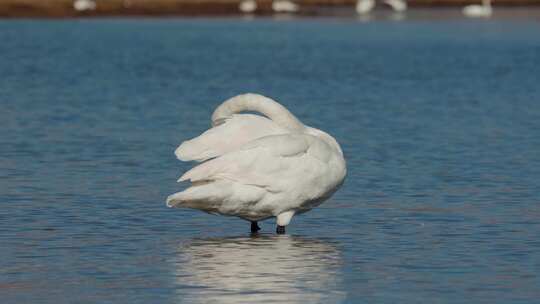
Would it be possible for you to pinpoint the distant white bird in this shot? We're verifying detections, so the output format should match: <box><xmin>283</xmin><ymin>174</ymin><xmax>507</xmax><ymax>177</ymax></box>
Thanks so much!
<box><xmin>167</xmin><ymin>94</ymin><xmax>347</xmax><ymax>234</ymax></box>
<box><xmin>383</xmin><ymin>0</ymin><xmax>407</xmax><ymax>12</ymax></box>
<box><xmin>73</xmin><ymin>0</ymin><xmax>96</xmax><ymax>11</ymax></box>
<box><xmin>356</xmin><ymin>0</ymin><xmax>375</xmax><ymax>15</ymax></box>
<box><xmin>272</xmin><ymin>0</ymin><xmax>299</xmax><ymax>13</ymax></box>
<box><xmin>239</xmin><ymin>0</ymin><xmax>257</xmax><ymax>13</ymax></box>
<box><xmin>463</xmin><ymin>0</ymin><xmax>492</xmax><ymax>17</ymax></box>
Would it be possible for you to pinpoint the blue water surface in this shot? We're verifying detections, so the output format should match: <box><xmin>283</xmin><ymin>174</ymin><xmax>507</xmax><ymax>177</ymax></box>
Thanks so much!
<box><xmin>1</xmin><ymin>16</ymin><xmax>540</xmax><ymax>304</ymax></box>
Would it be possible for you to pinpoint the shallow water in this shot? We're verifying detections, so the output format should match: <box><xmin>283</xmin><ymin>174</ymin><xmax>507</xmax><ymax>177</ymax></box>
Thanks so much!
<box><xmin>1</xmin><ymin>16</ymin><xmax>540</xmax><ymax>303</ymax></box>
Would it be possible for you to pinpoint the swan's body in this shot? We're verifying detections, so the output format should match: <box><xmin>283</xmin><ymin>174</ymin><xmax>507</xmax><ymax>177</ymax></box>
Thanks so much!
<box><xmin>167</xmin><ymin>94</ymin><xmax>346</xmax><ymax>233</ymax></box>
<box><xmin>73</xmin><ymin>0</ymin><xmax>96</xmax><ymax>11</ymax></box>
<box><xmin>239</xmin><ymin>0</ymin><xmax>257</xmax><ymax>13</ymax></box>
<box><xmin>463</xmin><ymin>0</ymin><xmax>492</xmax><ymax>17</ymax></box>
<box><xmin>383</xmin><ymin>0</ymin><xmax>407</xmax><ymax>12</ymax></box>
<box><xmin>272</xmin><ymin>0</ymin><xmax>299</xmax><ymax>13</ymax></box>
<box><xmin>356</xmin><ymin>0</ymin><xmax>375</xmax><ymax>15</ymax></box>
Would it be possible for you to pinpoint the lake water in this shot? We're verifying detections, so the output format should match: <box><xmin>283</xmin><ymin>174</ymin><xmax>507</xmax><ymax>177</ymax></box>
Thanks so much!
<box><xmin>1</xmin><ymin>15</ymin><xmax>540</xmax><ymax>304</ymax></box>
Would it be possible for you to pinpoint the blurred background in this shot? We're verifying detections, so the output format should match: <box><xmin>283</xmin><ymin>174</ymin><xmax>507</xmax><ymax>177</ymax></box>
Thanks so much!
<box><xmin>2</xmin><ymin>0</ymin><xmax>540</xmax><ymax>303</ymax></box>
<box><xmin>1</xmin><ymin>0</ymin><xmax>540</xmax><ymax>17</ymax></box>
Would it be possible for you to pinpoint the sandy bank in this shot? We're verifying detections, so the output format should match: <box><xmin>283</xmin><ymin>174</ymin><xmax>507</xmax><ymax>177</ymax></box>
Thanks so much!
<box><xmin>1</xmin><ymin>0</ymin><xmax>540</xmax><ymax>17</ymax></box>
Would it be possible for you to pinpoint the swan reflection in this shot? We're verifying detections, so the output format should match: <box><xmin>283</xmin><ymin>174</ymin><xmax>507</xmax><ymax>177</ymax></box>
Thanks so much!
<box><xmin>174</xmin><ymin>235</ymin><xmax>345</xmax><ymax>303</ymax></box>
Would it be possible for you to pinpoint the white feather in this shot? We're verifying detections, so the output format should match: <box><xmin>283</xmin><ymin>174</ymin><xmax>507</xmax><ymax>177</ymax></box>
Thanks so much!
<box><xmin>175</xmin><ymin>114</ymin><xmax>287</xmax><ymax>162</ymax></box>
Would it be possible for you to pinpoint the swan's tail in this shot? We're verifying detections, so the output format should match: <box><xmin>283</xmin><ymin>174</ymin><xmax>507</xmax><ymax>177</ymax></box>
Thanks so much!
<box><xmin>211</xmin><ymin>93</ymin><xmax>304</xmax><ymax>131</ymax></box>
<box><xmin>166</xmin><ymin>181</ymin><xmax>231</xmax><ymax>210</ymax></box>
<box><xmin>166</xmin><ymin>180</ymin><xmax>265</xmax><ymax>213</ymax></box>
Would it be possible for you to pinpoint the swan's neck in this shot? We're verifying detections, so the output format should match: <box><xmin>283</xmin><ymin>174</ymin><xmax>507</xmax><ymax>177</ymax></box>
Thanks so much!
<box><xmin>212</xmin><ymin>94</ymin><xmax>305</xmax><ymax>131</ymax></box>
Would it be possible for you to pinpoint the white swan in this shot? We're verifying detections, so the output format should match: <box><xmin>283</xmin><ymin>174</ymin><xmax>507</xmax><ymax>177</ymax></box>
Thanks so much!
<box><xmin>383</xmin><ymin>0</ymin><xmax>407</xmax><ymax>12</ymax></box>
<box><xmin>239</xmin><ymin>0</ymin><xmax>257</xmax><ymax>13</ymax></box>
<box><xmin>73</xmin><ymin>0</ymin><xmax>96</xmax><ymax>11</ymax></box>
<box><xmin>272</xmin><ymin>0</ymin><xmax>300</xmax><ymax>13</ymax></box>
<box><xmin>167</xmin><ymin>94</ymin><xmax>346</xmax><ymax>234</ymax></box>
<box><xmin>356</xmin><ymin>0</ymin><xmax>375</xmax><ymax>15</ymax></box>
<box><xmin>463</xmin><ymin>0</ymin><xmax>492</xmax><ymax>17</ymax></box>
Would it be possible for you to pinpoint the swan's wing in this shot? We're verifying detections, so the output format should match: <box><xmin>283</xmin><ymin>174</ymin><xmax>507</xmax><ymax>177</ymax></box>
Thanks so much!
<box><xmin>175</xmin><ymin>114</ymin><xmax>288</xmax><ymax>162</ymax></box>
<box><xmin>179</xmin><ymin>134</ymin><xmax>333</xmax><ymax>195</ymax></box>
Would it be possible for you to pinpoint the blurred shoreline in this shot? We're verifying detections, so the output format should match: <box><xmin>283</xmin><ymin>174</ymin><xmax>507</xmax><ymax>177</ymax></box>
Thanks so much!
<box><xmin>2</xmin><ymin>0</ymin><xmax>540</xmax><ymax>18</ymax></box>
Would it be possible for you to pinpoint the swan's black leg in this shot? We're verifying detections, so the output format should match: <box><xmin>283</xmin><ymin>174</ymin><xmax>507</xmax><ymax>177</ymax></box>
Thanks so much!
<box><xmin>276</xmin><ymin>225</ymin><xmax>286</xmax><ymax>234</ymax></box>
<box><xmin>251</xmin><ymin>221</ymin><xmax>261</xmax><ymax>233</ymax></box>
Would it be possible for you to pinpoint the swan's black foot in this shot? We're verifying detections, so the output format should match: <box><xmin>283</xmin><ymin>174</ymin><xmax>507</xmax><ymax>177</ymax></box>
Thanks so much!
<box><xmin>276</xmin><ymin>225</ymin><xmax>286</xmax><ymax>234</ymax></box>
<box><xmin>251</xmin><ymin>221</ymin><xmax>261</xmax><ymax>233</ymax></box>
